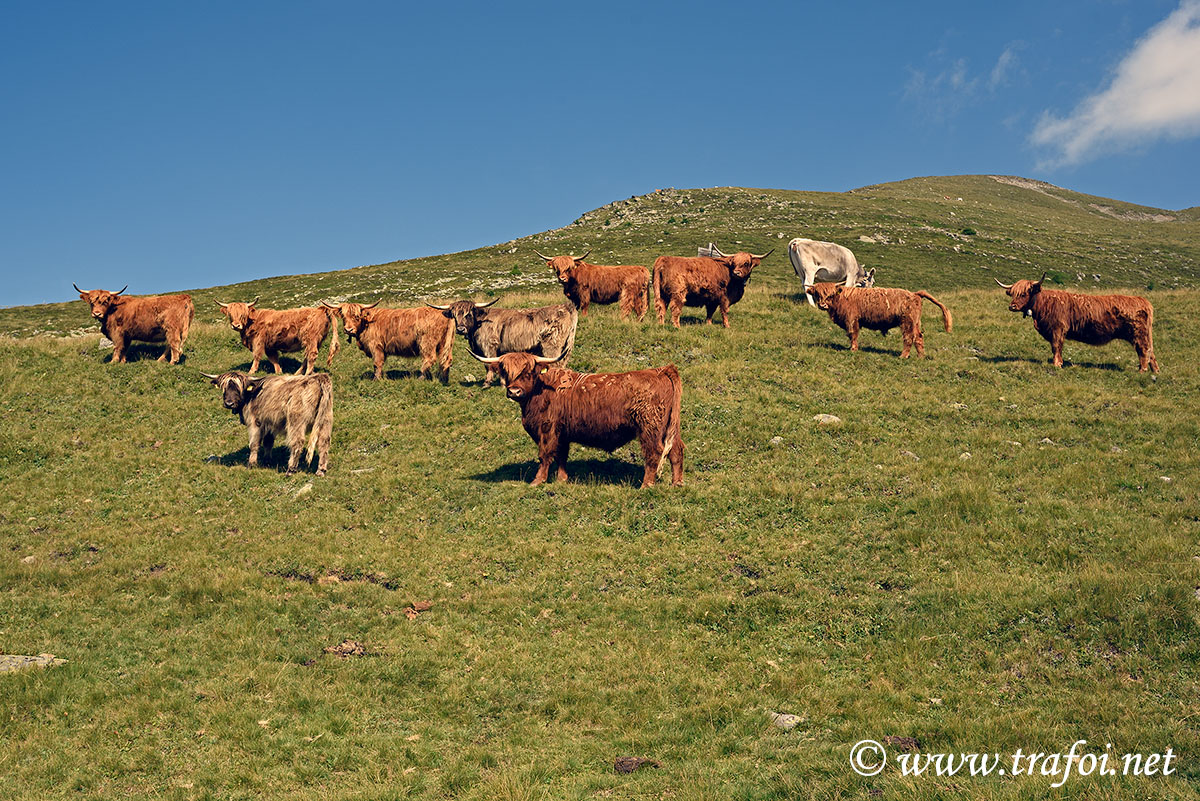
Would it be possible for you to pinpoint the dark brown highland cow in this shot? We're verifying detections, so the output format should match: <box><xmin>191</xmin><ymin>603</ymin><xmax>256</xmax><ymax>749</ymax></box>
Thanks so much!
<box><xmin>202</xmin><ymin>371</ymin><xmax>333</xmax><ymax>475</ymax></box>
<box><xmin>323</xmin><ymin>301</ymin><xmax>454</xmax><ymax>381</ymax></box>
<box><xmin>652</xmin><ymin>247</ymin><xmax>773</xmax><ymax>328</ymax></box>
<box><xmin>216</xmin><ymin>300</ymin><xmax>339</xmax><ymax>375</ymax></box>
<box><xmin>74</xmin><ymin>284</ymin><xmax>194</xmax><ymax>364</ymax></box>
<box><xmin>470</xmin><ymin>351</ymin><xmax>685</xmax><ymax>488</ymax></box>
<box><xmin>996</xmin><ymin>274</ymin><xmax>1158</xmax><ymax>372</ymax></box>
<box><xmin>535</xmin><ymin>249</ymin><xmax>651</xmax><ymax>320</ymax></box>
<box><xmin>806</xmin><ymin>282</ymin><xmax>952</xmax><ymax>358</ymax></box>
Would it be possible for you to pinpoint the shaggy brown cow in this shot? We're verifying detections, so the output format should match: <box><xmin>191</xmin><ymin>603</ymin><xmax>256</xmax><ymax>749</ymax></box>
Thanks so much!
<box><xmin>470</xmin><ymin>351</ymin><xmax>684</xmax><ymax>488</ymax></box>
<box><xmin>806</xmin><ymin>283</ymin><xmax>952</xmax><ymax>358</ymax></box>
<box><xmin>217</xmin><ymin>299</ymin><xmax>339</xmax><ymax>375</ymax></box>
<box><xmin>535</xmin><ymin>249</ymin><xmax>651</xmax><ymax>320</ymax></box>
<box><xmin>996</xmin><ymin>274</ymin><xmax>1159</xmax><ymax>372</ymax></box>
<box><xmin>652</xmin><ymin>247</ymin><xmax>773</xmax><ymax>328</ymax></box>
<box><xmin>322</xmin><ymin>301</ymin><xmax>454</xmax><ymax>381</ymax></box>
<box><xmin>202</xmin><ymin>371</ymin><xmax>333</xmax><ymax>475</ymax></box>
<box><xmin>74</xmin><ymin>284</ymin><xmax>194</xmax><ymax>364</ymax></box>
<box><xmin>427</xmin><ymin>299</ymin><xmax>577</xmax><ymax>386</ymax></box>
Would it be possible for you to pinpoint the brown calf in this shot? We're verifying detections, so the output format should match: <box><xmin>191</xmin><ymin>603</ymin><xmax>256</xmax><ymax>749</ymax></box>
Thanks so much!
<box><xmin>653</xmin><ymin>247</ymin><xmax>773</xmax><ymax>328</ymax></box>
<box><xmin>323</xmin><ymin>301</ymin><xmax>454</xmax><ymax>381</ymax></box>
<box><xmin>74</xmin><ymin>284</ymin><xmax>194</xmax><ymax>364</ymax></box>
<box><xmin>471</xmin><ymin>351</ymin><xmax>684</xmax><ymax>488</ymax></box>
<box><xmin>807</xmin><ymin>283</ymin><xmax>952</xmax><ymax>358</ymax></box>
<box><xmin>996</xmin><ymin>274</ymin><xmax>1158</xmax><ymax>372</ymax></box>
<box><xmin>535</xmin><ymin>249</ymin><xmax>651</xmax><ymax>320</ymax></box>
<box><xmin>428</xmin><ymin>299</ymin><xmax>578</xmax><ymax>386</ymax></box>
<box><xmin>202</xmin><ymin>371</ymin><xmax>333</xmax><ymax>475</ymax></box>
<box><xmin>217</xmin><ymin>299</ymin><xmax>339</xmax><ymax>374</ymax></box>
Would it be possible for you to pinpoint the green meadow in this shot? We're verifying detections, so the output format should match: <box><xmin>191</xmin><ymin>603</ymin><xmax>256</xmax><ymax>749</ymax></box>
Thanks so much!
<box><xmin>1</xmin><ymin>176</ymin><xmax>1198</xmax><ymax>799</ymax></box>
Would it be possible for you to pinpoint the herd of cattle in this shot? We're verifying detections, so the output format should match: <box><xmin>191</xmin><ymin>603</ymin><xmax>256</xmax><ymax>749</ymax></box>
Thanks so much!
<box><xmin>71</xmin><ymin>236</ymin><xmax>1161</xmax><ymax>486</ymax></box>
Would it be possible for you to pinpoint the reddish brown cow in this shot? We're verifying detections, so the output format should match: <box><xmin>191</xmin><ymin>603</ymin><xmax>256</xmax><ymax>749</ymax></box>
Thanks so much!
<box><xmin>996</xmin><ymin>274</ymin><xmax>1159</xmax><ymax>372</ymax></box>
<box><xmin>806</xmin><ymin>283</ymin><xmax>952</xmax><ymax>358</ymax></box>
<box><xmin>217</xmin><ymin>299</ymin><xmax>340</xmax><ymax>375</ymax></box>
<box><xmin>470</xmin><ymin>351</ymin><xmax>685</xmax><ymax>488</ymax></box>
<box><xmin>535</xmin><ymin>249</ymin><xmax>651</xmax><ymax>320</ymax></box>
<box><xmin>74</xmin><ymin>284</ymin><xmax>194</xmax><ymax>364</ymax></box>
<box><xmin>653</xmin><ymin>247</ymin><xmax>773</xmax><ymax>328</ymax></box>
<box><xmin>323</xmin><ymin>301</ymin><xmax>454</xmax><ymax>381</ymax></box>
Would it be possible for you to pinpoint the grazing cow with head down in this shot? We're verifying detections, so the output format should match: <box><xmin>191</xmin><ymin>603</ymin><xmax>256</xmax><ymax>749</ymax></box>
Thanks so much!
<box><xmin>535</xmin><ymin>249</ymin><xmax>651</xmax><ymax>320</ymax></box>
<box><xmin>653</xmin><ymin>246</ymin><xmax>774</xmax><ymax>328</ymax></box>
<box><xmin>427</xmin><ymin>299</ymin><xmax>578</xmax><ymax>386</ymax></box>
<box><xmin>202</xmin><ymin>371</ymin><xmax>333</xmax><ymax>475</ymax></box>
<box><xmin>470</xmin><ymin>351</ymin><xmax>684</xmax><ymax>488</ymax></box>
<box><xmin>996</xmin><ymin>274</ymin><xmax>1159</xmax><ymax>372</ymax></box>
<box><xmin>74</xmin><ymin>284</ymin><xmax>194</xmax><ymax>364</ymax></box>
<box><xmin>216</xmin><ymin>299</ymin><xmax>339</xmax><ymax>375</ymax></box>
<box><xmin>788</xmin><ymin>238</ymin><xmax>874</xmax><ymax>305</ymax></box>
<box><xmin>322</xmin><ymin>300</ymin><xmax>454</xmax><ymax>381</ymax></box>
<box><xmin>807</xmin><ymin>282</ymin><xmax>952</xmax><ymax>358</ymax></box>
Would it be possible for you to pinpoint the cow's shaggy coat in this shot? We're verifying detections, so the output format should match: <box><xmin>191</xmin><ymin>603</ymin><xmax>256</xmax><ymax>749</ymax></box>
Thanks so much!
<box><xmin>652</xmin><ymin>248</ymin><xmax>772</xmax><ymax>328</ymax></box>
<box><xmin>218</xmin><ymin>301</ymin><xmax>339</xmax><ymax>375</ymax></box>
<box><xmin>998</xmin><ymin>276</ymin><xmax>1158</xmax><ymax>372</ymax></box>
<box><xmin>326</xmin><ymin>302</ymin><xmax>454</xmax><ymax>381</ymax></box>
<box><xmin>478</xmin><ymin>352</ymin><xmax>684</xmax><ymax>488</ymax></box>
<box><xmin>807</xmin><ymin>283</ymin><xmax>952</xmax><ymax>358</ymax></box>
<box><xmin>433</xmin><ymin>300</ymin><xmax>578</xmax><ymax>386</ymax></box>
<box><xmin>205</xmin><ymin>371</ymin><xmax>333</xmax><ymax>475</ymax></box>
<box><xmin>75</xmin><ymin>285</ymin><xmax>194</xmax><ymax>364</ymax></box>
<box><xmin>788</xmin><ymin>238</ymin><xmax>873</xmax><ymax>305</ymax></box>
<box><xmin>538</xmin><ymin>251</ymin><xmax>651</xmax><ymax>320</ymax></box>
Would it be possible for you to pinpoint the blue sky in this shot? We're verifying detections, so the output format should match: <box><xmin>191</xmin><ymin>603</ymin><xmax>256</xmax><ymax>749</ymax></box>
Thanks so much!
<box><xmin>3</xmin><ymin>0</ymin><xmax>1199</xmax><ymax>307</ymax></box>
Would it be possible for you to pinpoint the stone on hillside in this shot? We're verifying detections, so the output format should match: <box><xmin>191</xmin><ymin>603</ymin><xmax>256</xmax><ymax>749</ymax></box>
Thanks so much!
<box><xmin>767</xmin><ymin>711</ymin><xmax>802</xmax><ymax>730</ymax></box>
<box><xmin>813</xmin><ymin>414</ymin><xmax>842</xmax><ymax>426</ymax></box>
<box><xmin>769</xmin><ymin>436</ymin><xmax>784</xmax><ymax>447</ymax></box>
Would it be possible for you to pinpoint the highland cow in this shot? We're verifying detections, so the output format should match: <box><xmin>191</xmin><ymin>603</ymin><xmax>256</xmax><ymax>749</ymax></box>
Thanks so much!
<box><xmin>323</xmin><ymin>301</ymin><xmax>454</xmax><ymax>381</ymax></box>
<box><xmin>806</xmin><ymin>282</ymin><xmax>952</xmax><ymax>358</ymax></box>
<box><xmin>652</xmin><ymin>247</ymin><xmax>773</xmax><ymax>328</ymax></box>
<box><xmin>74</xmin><ymin>284</ymin><xmax>194</xmax><ymax>364</ymax></box>
<box><xmin>427</xmin><ymin>298</ymin><xmax>577</xmax><ymax>386</ymax></box>
<box><xmin>788</xmin><ymin>238</ymin><xmax>874</xmax><ymax>305</ymax></box>
<box><xmin>535</xmin><ymin>249</ymin><xmax>651</xmax><ymax>320</ymax></box>
<box><xmin>216</xmin><ymin>299</ymin><xmax>339</xmax><ymax>375</ymax></box>
<box><xmin>202</xmin><ymin>371</ymin><xmax>333</xmax><ymax>475</ymax></box>
<box><xmin>996</xmin><ymin>274</ymin><xmax>1158</xmax><ymax>372</ymax></box>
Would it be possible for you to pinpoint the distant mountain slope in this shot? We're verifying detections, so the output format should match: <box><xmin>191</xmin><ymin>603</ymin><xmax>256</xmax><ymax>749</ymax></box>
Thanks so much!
<box><xmin>3</xmin><ymin>175</ymin><xmax>1197</xmax><ymax>337</ymax></box>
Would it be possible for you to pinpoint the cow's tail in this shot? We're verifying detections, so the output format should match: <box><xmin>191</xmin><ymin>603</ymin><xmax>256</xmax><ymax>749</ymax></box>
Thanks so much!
<box><xmin>557</xmin><ymin>306</ymin><xmax>579</xmax><ymax>365</ymax></box>
<box><xmin>183</xmin><ymin>297</ymin><xmax>195</xmax><ymax>342</ymax></box>
<box><xmin>306</xmin><ymin>374</ymin><xmax>334</xmax><ymax>466</ymax></box>
<box><xmin>656</xmin><ymin>364</ymin><xmax>683</xmax><ymax>478</ymax></box>
<box><xmin>916</xmin><ymin>291</ymin><xmax>953</xmax><ymax>332</ymax></box>
<box><xmin>323</xmin><ymin>306</ymin><xmax>341</xmax><ymax>366</ymax></box>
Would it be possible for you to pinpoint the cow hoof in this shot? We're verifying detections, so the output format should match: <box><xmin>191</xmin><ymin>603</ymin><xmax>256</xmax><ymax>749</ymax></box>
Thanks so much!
<box><xmin>316</xmin><ymin>469</ymin><xmax>326</xmax><ymax>477</ymax></box>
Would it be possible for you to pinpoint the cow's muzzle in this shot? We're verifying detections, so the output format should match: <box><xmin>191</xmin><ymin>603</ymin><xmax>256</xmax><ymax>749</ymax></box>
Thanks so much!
<box><xmin>507</xmin><ymin>388</ymin><xmax>523</xmax><ymax>400</ymax></box>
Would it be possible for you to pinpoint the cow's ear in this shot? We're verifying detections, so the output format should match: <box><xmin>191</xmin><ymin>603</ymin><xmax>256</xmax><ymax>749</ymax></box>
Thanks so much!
<box><xmin>244</xmin><ymin>377</ymin><xmax>263</xmax><ymax>395</ymax></box>
<box><xmin>834</xmin><ymin>286</ymin><xmax>844</xmax><ymax>294</ymax></box>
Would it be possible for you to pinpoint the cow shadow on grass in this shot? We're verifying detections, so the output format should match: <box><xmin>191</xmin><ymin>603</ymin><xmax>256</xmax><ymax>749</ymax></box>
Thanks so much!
<box><xmin>975</xmin><ymin>354</ymin><xmax>1123</xmax><ymax>371</ymax></box>
<box><xmin>225</xmin><ymin>356</ymin><xmax>307</xmax><ymax>374</ymax></box>
<box><xmin>210</xmin><ymin>447</ymin><xmax>322</xmax><ymax>474</ymax></box>
<box><xmin>354</xmin><ymin>368</ymin><xmax>447</xmax><ymax>382</ymax></box>
<box><xmin>470</xmin><ymin>457</ymin><xmax>644</xmax><ymax>486</ymax></box>
<box><xmin>810</xmin><ymin>341</ymin><xmax>902</xmax><ymax>357</ymax></box>
<box><xmin>106</xmin><ymin>344</ymin><xmax>188</xmax><ymax>364</ymax></box>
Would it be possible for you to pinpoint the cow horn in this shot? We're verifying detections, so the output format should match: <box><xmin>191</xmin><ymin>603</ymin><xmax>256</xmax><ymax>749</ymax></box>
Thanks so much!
<box><xmin>572</xmin><ymin>250</ymin><xmax>591</xmax><ymax>263</ymax></box>
<box><xmin>72</xmin><ymin>282</ymin><xmax>84</xmax><ymax>293</ymax></box>
<box><xmin>248</xmin><ymin>297</ymin><xmax>258</xmax><ymax>306</ymax></box>
<box><xmin>319</xmin><ymin>300</ymin><xmax>338</xmax><ymax>309</ymax></box>
<box><xmin>533</xmin><ymin>249</ymin><xmax>553</xmax><ymax>262</ymax></box>
<box><xmin>994</xmin><ymin>278</ymin><xmax>1014</xmax><ymax>290</ymax></box>
<box><xmin>199</xmin><ymin>372</ymin><xmax>221</xmax><ymax>380</ymax></box>
<box><xmin>216</xmin><ymin>300</ymin><xmax>231</xmax><ymax>308</ymax></box>
<box><xmin>467</xmin><ymin>348</ymin><xmax>502</xmax><ymax>364</ymax></box>
<box><xmin>474</xmin><ymin>298</ymin><xmax>499</xmax><ymax>308</ymax></box>
<box><xmin>751</xmin><ymin>248</ymin><xmax>775</xmax><ymax>260</ymax></box>
<box><xmin>362</xmin><ymin>300</ymin><xmax>380</xmax><ymax>309</ymax></box>
<box><xmin>533</xmin><ymin>354</ymin><xmax>563</xmax><ymax>365</ymax></box>
<box><xmin>1034</xmin><ymin>272</ymin><xmax>1046</xmax><ymax>287</ymax></box>
<box><xmin>425</xmin><ymin>302</ymin><xmax>452</xmax><ymax>310</ymax></box>
<box><xmin>113</xmin><ymin>285</ymin><xmax>128</xmax><ymax>295</ymax></box>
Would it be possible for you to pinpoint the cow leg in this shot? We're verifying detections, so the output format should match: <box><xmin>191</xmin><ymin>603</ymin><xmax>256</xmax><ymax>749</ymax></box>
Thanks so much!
<box><xmin>484</xmin><ymin>364</ymin><xmax>499</xmax><ymax>386</ymax></box>
<box><xmin>654</xmin><ymin>293</ymin><xmax>666</xmax><ymax>324</ymax></box>
<box><xmin>157</xmin><ymin>345</ymin><xmax>169</xmax><ymax>362</ymax></box>
<box><xmin>634</xmin><ymin>290</ymin><xmax>648</xmax><ymax>322</ymax></box>
<box><xmin>301</xmin><ymin>347</ymin><xmax>317</xmax><ymax>375</ymax></box>
<box><xmin>285</xmin><ymin>417</ymin><xmax>306</xmax><ymax>474</ymax></box>
<box><xmin>373</xmin><ymin>348</ymin><xmax>386</xmax><ymax>380</ymax></box>
<box><xmin>111</xmin><ymin>335</ymin><xmax>128</xmax><ymax>364</ymax></box>
<box><xmin>639</xmin><ymin>439</ymin><xmax>663</xmax><ymax>488</ymax></box>
<box><xmin>669</xmin><ymin>295</ymin><xmax>684</xmax><ymax>329</ymax></box>
<box><xmin>668</xmin><ymin>437</ymin><xmax>685</xmax><ymax>487</ymax></box>
<box><xmin>438</xmin><ymin>346</ymin><xmax>452</xmax><ymax>385</ymax></box>
<box><xmin>847</xmin><ymin>322</ymin><xmax>861</xmax><ymax>351</ymax></box>
<box><xmin>247</xmin><ymin>423</ymin><xmax>262</xmax><ymax>468</ymax></box>
<box><xmin>719</xmin><ymin>298</ymin><xmax>731</xmax><ymax>329</ymax></box>
<box><xmin>267</xmin><ymin>351</ymin><xmax>284</xmax><ymax>374</ymax></box>
<box><xmin>1049</xmin><ymin>330</ymin><xmax>1065</xmax><ymax>367</ymax></box>
<box><xmin>168</xmin><ymin>332</ymin><xmax>183</xmax><ymax>364</ymax></box>
<box><xmin>555</xmin><ymin>441</ymin><xmax>570</xmax><ymax>483</ymax></box>
<box><xmin>703</xmin><ymin>303</ymin><xmax>716</xmax><ymax>325</ymax></box>
<box><xmin>248</xmin><ymin>350</ymin><xmax>262</xmax><ymax>374</ymax></box>
<box><xmin>803</xmin><ymin>271</ymin><xmax>817</xmax><ymax>306</ymax></box>
<box><xmin>261</xmin><ymin>433</ymin><xmax>275</xmax><ymax>465</ymax></box>
<box><xmin>313</xmin><ymin>425</ymin><xmax>330</xmax><ymax>476</ymax></box>
<box><xmin>578</xmin><ymin>296</ymin><xmax>590</xmax><ymax>317</ymax></box>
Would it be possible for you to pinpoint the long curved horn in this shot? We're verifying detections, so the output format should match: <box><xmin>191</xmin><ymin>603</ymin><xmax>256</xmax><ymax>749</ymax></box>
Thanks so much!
<box><xmin>199</xmin><ymin>372</ymin><xmax>221</xmax><ymax>380</ymax></box>
<box><xmin>113</xmin><ymin>285</ymin><xmax>128</xmax><ymax>295</ymax></box>
<box><xmin>533</xmin><ymin>354</ymin><xmax>564</xmax><ymax>365</ymax></box>
<box><xmin>248</xmin><ymin>297</ymin><xmax>258</xmax><ymax>307</ymax></box>
<box><xmin>319</xmin><ymin>300</ymin><xmax>338</xmax><ymax>309</ymax></box>
<box><xmin>474</xmin><ymin>298</ymin><xmax>499</xmax><ymax>308</ymax></box>
<box><xmin>362</xmin><ymin>300</ymin><xmax>380</xmax><ymax>309</ymax></box>
<box><xmin>426</xmin><ymin>302</ymin><xmax>452</xmax><ymax>311</ymax></box>
<box><xmin>1034</xmin><ymin>272</ymin><xmax>1046</xmax><ymax>287</ymax></box>
<box><xmin>572</xmin><ymin>250</ymin><xmax>591</xmax><ymax>263</ymax></box>
<box><xmin>533</xmin><ymin>249</ymin><xmax>554</xmax><ymax>261</ymax></box>
<box><xmin>467</xmin><ymin>348</ymin><xmax>502</xmax><ymax>364</ymax></box>
<box><xmin>994</xmin><ymin>278</ymin><xmax>1014</xmax><ymax>290</ymax></box>
<box><xmin>216</xmin><ymin>300</ymin><xmax>231</xmax><ymax>308</ymax></box>
<box><xmin>73</xmin><ymin>282</ymin><xmax>85</xmax><ymax>293</ymax></box>
<box><xmin>751</xmin><ymin>248</ymin><xmax>775</xmax><ymax>260</ymax></box>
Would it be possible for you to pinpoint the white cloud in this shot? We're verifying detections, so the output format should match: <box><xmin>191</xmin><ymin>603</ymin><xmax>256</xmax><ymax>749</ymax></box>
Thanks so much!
<box><xmin>1032</xmin><ymin>1</ymin><xmax>1200</xmax><ymax>166</ymax></box>
<box><xmin>989</xmin><ymin>46</ymin><xmax>1017</xmax><ymax>89</ymax></box>
<box><xmin>904</xmin><ymin>46</ymin><xmax>1020</xmax><ymax>119</ymax></box>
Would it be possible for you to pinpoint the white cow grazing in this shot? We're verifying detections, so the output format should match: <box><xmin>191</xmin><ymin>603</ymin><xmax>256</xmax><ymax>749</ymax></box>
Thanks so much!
<box><xmin>788</xmin><ymin>238</ymin><xmax>874</xmax><ymax>305</ymax></box>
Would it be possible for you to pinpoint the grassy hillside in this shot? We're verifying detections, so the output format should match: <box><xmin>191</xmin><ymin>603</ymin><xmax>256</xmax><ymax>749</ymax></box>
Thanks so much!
<box><xmin>2</xmin><ymin>176</ymin><xmax>1199</xmax><ymax>799</ymax></box>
